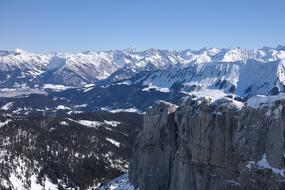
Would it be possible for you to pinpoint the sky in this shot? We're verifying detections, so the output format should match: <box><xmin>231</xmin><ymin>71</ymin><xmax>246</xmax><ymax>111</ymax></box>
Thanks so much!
<box><xmin>0</xmin><ymin>0</ymin><xmax>285</xmax><ymax>52</ymax></box>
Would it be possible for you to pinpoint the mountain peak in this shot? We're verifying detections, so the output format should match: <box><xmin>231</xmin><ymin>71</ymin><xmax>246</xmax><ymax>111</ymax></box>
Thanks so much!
<box><xmin>125</xmin><ymin>46</ymin><xmax>136</xmax><ymax>53</ymax></box>
<box><xmin>14</xmin><ymin>48</ymin><xmax>29</xmax><ymax>54</ymax></box>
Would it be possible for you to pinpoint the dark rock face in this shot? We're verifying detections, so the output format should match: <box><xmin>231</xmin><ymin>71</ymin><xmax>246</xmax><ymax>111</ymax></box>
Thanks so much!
<box><xmin>129</xmin><ymin>98</ymin><xmax>285</xmax><ymax>190</ymax></box>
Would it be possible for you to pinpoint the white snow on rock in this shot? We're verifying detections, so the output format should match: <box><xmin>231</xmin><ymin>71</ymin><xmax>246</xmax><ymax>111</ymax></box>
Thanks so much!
<box><xmin>182</xmin><ymin>89</ymin><xmax>244</xmax><ymax>109</ymax></box>
<box><xmin>186</xmin><ymin>89</ymin><xmax>229</xmax><ymax>102</ymax></box>
<box><xmin>9</xmin><ymin>173</ymin><xmax>24</xmax><ymax>190</ymax></box>
<box><xmin>68</xmin><ymin>118</ymin><xmax>123</xmax><ymax>128</ymax></box>
<box><xmin>116</xmin><ymin>81</ymin><xmax>131</xmax><ymax>85</ymax></box>
<box><xmin>257</xmin><ymin>154</ymin><xmax>285</xmax><ymax>177</ymax></box>
<box><xmin>101</xmin><ymin>107</ymin><xmax>142</xmax><ymax>113</ymax></box>
<box><xmin>30</xmin><ymin>175</ymin><xmax>58</xmax><ymax>190</ymax></box>
<box><xmin>67</xmin><ymin>110</ymin><xmax>83</xmax><ymax>115</ymax></box>
<box><xmin>1</xmin><ymin>102</ymin><xmax>14</xmax><ymax>110</ymax></box>
<box><xmin>43</xmin><ymin>84</ymin><xmax>73</xmax><ymax>91</ymax></box>
<box><xmin>30</xmin><ymin>175</ymin><xmax>43</xmax><ymax>190</ymax></box>
<box><xmin>246</xmin><ymin>154</ymin><xmax>285</xmax><ymax>177</ymax></box>
<box><xmin>74</xmin><ymin>104</ymin><xmax>88</xmax><ymax>108</ymax></box>
<box><xmin>7</xmin><ymin>157</ymin><xmax>59</xmax><ymax>190</ymax></box>
<box><xmin>44</xmin><ymin>176</ymin><xmax>58</xmax><ymax>190</ymax></box>
<box><xmin>247</xmin><ymin>93</ymin><xmax>285</xmax><ymax>108</ymax></box>
<box><xmin>56</xmin><ymin>105</ymin><xmax>71</xmax><ymax>110</ymax></box>
<box><xmin>265</xmin><ymin>104</ymin><xmax>283</xmax><ymax>119</ymax></box>
<box><xmin>97</xmin><ymin>174</ymin><xmax>135</xmax><ymax>190</ymax></box>
<box><xmin>47</xmin><ymin>56</ymin><xmax>67</xmax><ymax>71</ymax></box>
<box><xmin>142</xmin><ymin>85</ymin><xmax>170</xmax><ymax>93</ymax></box>
<box><xmin>106</xmin><ymin>138</ymin><xmax>120</xmax><ymax>147</ymax></box>
<box><xmin>0</xmin><ymin>119</ymin><xmax>11</xmax><ymax>128</ymax></box>
<box><xmin>84</xmin><ymin>83</ymin><xmax>95</xmax><ymax>88</ymax></box>
<box><xmin>76</xmin><ymin>119</ymin><xmax>103</xmax><ymax>128</ymax></box>
<box><xmin>104</xmin><ymin>120</ymin><xmax>121</xmax><ymax>127</ymax></box>
<box><xmin>60</xmin><ymin>121</ymin><xmax>69</xmax><ymax>126</ymax></box>
<box><xmin>0</xmin><ymin>87</ymin><xmax>44</xmax><ymax>98</ymax></box>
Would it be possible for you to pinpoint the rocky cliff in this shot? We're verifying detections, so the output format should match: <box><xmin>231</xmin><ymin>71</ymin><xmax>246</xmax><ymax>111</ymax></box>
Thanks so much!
<box><xmin>129</xmin><ymin>98</ymin><xmax>285</xmax><ymax>190</ymax></box>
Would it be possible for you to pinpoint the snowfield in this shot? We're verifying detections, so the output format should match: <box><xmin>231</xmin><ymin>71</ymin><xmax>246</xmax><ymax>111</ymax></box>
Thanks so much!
<box><xmin>43</xmin><ymin>84</ymin><xmax>73</xmax><ymax>91</ymax></box>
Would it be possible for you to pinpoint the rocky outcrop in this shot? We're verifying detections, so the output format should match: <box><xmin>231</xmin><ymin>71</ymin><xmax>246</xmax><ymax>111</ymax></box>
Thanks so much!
<box><xmin>129</xmin><ymin>98</ymin><xmax>285</xmax><ymax>190</ymax></box>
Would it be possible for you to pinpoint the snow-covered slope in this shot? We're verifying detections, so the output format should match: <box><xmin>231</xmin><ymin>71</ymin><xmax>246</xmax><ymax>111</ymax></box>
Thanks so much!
<box><xmin>0</xmin><ymin>48</ymin><xmax>182</xmax><ymax>87</ymax></box>
<box><xmin>135</xmin><ymin>57</ymin><xmax>285</xmax><ymax>99</ymax></box>
<box><xmin>178</xmin><ymin>46</ymin><xmax>285</xmax><ymax>64</ymax></box>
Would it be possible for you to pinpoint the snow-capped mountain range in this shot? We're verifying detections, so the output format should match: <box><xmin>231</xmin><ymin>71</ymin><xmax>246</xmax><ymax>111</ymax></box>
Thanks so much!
<box><xmin>0</xmin><ymin>48</ymin><xmax>180</xmax><ymax>87</ymax></box>
<box><xmin>1</xmin><ymin>46</ymin><xmax>285</xmax><ymax>114</ymax></box>
<box><xmin>1</xmin><ymin>46</ymin><xmax>285</xmax><ymax>89</ymax></box>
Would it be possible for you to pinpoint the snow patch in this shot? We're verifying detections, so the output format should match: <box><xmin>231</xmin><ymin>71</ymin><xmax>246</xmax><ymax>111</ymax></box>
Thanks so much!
<box><xmin>44</xmin><ymin>176</ymin><xmax>58</xmax><ymax>190</ymax></box>
<box><xmin>60</xmin><ymin>121</ymin><xmax>69</xmax><ymax>126</ymax></box>
<box><xmin>187</xmin><ymin>89</ymin><xmax>228</xmax><ymax>102</ymax></box>
<box><xmin>43</xmin><ymin>84</ymin><xmax>72</xmax><ymax>91</ymax></box>
<box><xmin>0</xmin><ymin>119</ymin><xmax>11</xmax><ymax>127</ymax></box>
<box><xmin>74</xmin><ymin>104</ymin><xmax>88</xmax><ymax>108</ymax></box>
<box><xmin>106</xmin><ymin>138</ymin><xmax>120</xmax><ymax>147</ymax></box>
<box><xmin>104</xmin><ymin>120</ymin><xmax>121</xmax><ymax>127</ymax></box>
<box><xmin>97</xmin><ymin>174</ymin><xmax>135</xmax><ymax>190</ymax></box>
<box><xmin>84</xmin><ymin>83</ymin><xmax>95</xmax><ymax>88</ymax></box>
<box><xmin>182</xmin><ymin>89</ymin><xmax>244</xmax><ymax>109</ymax></box>
<box><xmin>30</xmin><ymin>175</ymin><xmax>44</xmax><ymax>190</ymax></box>
<box><xmin>142</xmin><ymin>85</ymin><xmax>170</xmax><ymax>93</ymax></box>
<box><xmin>9</xmin><ymin>173</ymin><xmax>24</xmax><ymax>190</ymax></box>
<box><xmin>56</xmin><ymin>105</ymin><xmax>71</xmax><ymax>110</ymax></box>
<box><xmin>75</xmin><ymin>119</ymin><xmax>103</xmax><ymax>128</ymax></box>
<box><xmin>246</xmin><ymin>154</ymin><xmax>285</xmax><ymax>177</ymax></box>
<box><xmin>257</xmin><ymin>154</ymin><xmax>285</xmax><ymax>177</ymax></box>
<box><xmin>1</xmin><ymin>102</ymin><xmax>14</xmax><ymax>110</ymax></box>
<box><xmin>247</xmin><ymin>94</ymin><xmax>285</xmax><ymax>108</ymax></box>
<box><xmin>116</xmin><ymin>81</ymin><xmax>131</xmax><ymax>85</ymax></box>
<box><xmin>0</xmin><ymin>87</ymin><xmax>44</xmax><ymax>97</ymax></box>
<box><xmin>47</xmin><ymin>56</ymin><xmax>66</xmax><ymax>71</ymax></box>
<box><xmin>102</xmin><ymin>107</ymin><xmax>142</xmax><ymax>113</ymax></box>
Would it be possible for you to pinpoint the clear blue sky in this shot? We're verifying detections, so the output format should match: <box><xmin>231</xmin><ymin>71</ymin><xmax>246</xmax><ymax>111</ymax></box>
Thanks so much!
<box><xmin>0</xmin><ymin>0</ymin><xmax>284</xmax><ymax>52</ymax></box>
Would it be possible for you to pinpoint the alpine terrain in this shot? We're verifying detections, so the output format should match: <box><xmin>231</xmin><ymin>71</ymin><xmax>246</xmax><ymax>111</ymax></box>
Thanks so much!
<box><xmin>1</xmin><ymin>46</ymin><xmax>285</xmax><ymax>189</ymax></box>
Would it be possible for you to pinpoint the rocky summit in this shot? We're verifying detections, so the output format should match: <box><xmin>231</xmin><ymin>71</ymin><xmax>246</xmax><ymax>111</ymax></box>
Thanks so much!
<box><xmin>129</xmin><ymin>98</ymin><xmax>285</xmax><ymax>190</ymax></box>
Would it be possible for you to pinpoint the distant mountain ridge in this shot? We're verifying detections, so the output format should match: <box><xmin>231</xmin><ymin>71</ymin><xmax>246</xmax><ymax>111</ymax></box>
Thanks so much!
<box><xmin>0</xmin><ymin>46</ymin><xmax>285</xmax><ymax>88</ymax></box>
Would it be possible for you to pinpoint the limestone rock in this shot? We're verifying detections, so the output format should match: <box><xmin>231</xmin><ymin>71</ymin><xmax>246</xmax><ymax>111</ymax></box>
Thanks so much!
<box><xmin>129</xmin><ymin>98</ymin><xmax>285</xmax><ymax>190</ymax></box>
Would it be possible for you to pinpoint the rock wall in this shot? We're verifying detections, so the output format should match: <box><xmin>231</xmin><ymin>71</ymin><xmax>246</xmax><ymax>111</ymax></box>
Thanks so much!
<box><xmin>129</xmin><ymin>98</ymin><xmax>285</xmax><ymax>190</ymax></box>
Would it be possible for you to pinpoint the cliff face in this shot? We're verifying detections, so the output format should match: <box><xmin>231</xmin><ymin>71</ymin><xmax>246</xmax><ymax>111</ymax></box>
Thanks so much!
<box><xmin>129</xmin><ymin>98</ymin><xmax>285</xmax><ymax>190</ymax></box>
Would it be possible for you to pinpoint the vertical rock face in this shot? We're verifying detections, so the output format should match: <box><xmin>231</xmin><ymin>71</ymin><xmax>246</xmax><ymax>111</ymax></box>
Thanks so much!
<box><xmin>129</xmin><ymin>101</ymin><xmax>177</xmax><ymax>190</ymax></box>
<box><xmin>129</xmin><ymin>98</ymin><xmax>285</xmax><ymax>190</ymax></box>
